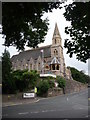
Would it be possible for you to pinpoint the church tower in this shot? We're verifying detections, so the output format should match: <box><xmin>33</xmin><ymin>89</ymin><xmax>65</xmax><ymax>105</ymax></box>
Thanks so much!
<box><xmin>51</xmin><ymin>23</ymin><xmax>65</xmax><ymax>76</ymax></box>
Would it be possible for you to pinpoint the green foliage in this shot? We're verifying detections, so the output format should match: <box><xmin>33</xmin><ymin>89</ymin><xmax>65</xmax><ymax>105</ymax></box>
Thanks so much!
<box><xmin>12</xmin><ymin>70</ymin><xmax>39</xmax><ymax>92</ymax></box>
<box><xmin>11</xmin><ymin>69</ymin><xmax>28</xmax><ymax>92</ymax></box>
<box><xmin>70</xmin><ymin>67</ymin><xmax>90</xmax><ymax>84</ymax></box>
<box><xmin>37</xmin><ymin>80</ymin><xmax>50</xmax><ymax>96</ymax></box>
<box><xmin>22</xmin><ymin>70</ymin><xmax>39</xmax><ymax>89</ymax></box>
<box><xmin>56</xmin><ymin>76</ymin><xmax>66</xmax><ymax>88</ymax></box>
<box><xmin>2</xmin><ymin>49</ymin><xmax>16</xmax><ymax>94</ymax></box>
<box><xmin>2</xmin><ymin>49</ymin><xmax>12</xmax><ymax>79</ymax></box>
<box><xmin>2</xmin><ymin>2</ymin><xmax>62</xmax><ymax>50</ymax></box>
<box><xmin>64</xmin><ymin>2</ymin><xmax>90</xmax><ymax>62</ymax></box>
<box><xmin>48</xmin><ymin>79</ymin><xmax>55</xmax><ymax>88</ymax></box>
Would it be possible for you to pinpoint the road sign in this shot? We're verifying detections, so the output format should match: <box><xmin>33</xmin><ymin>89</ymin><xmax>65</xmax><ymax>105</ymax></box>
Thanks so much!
<box><xmin>23</xmin><ymin>93</ymin><xmax>35</xmax><ymax>98</ymax></box>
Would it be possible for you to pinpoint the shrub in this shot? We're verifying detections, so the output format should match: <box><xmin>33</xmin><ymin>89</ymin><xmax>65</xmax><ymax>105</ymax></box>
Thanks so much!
<box><xmin>48</xmin><ymin>80</ymin><xmax>55</xmax><ymax>88</ymax></box>
<box><xmin>37</xmin><ymin>80</ymin><xmax>50</xmax><ymax>96</ymax></box>
<box><xmin>56</xmin><ymin>76</ymin><xmax>66</xmax><ymax>88</ymax></box>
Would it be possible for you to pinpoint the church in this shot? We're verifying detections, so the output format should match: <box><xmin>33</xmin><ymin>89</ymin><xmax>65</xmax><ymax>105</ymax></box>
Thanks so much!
<box><xmin>11</xmin><ymin>23</ymin><xmax>72</xmax><ymax>80</ymax></box>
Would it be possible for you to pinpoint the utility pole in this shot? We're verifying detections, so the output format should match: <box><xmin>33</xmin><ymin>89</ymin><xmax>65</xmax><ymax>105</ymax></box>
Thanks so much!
<box><xmin>41</xmin><ymin>49</ymin><xmax>44</xmax><ymax>74</ymax></box>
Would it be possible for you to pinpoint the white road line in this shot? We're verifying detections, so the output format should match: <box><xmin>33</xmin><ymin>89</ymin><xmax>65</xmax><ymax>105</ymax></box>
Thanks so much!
<box><xmin>18</xmin><ymin>112</ymin><xmax>29</xmax><ymax>115</ymax></box>
<box><xmin>67</xmin><ymin>97</ymin><xmax>69</xmax><ymax>101</ymax></box>
<box><xmin>49</xmin><ymin>109</ymin><xmax>56</xmax><ymax>112</ymax></box>
<box><xmin>42</xmin><ymin>110</ymin><xmax>47</xmax><ymax>113</ymax></box>
<box><xmin>85</xmin><ymin>115</ymin><xmax>88</xmax><ymax>118</ymax></box>
<box><xmin>31</xmin><ymin>111</ymin><xmax>39</xmax><ymax>114</ymax></box>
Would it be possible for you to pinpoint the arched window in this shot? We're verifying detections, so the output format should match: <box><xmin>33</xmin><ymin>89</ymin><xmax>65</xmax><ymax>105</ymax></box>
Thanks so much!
<box><xmin>54</xmin><ymin>50</ymin><xmax>56</xmax><ymax>56</ymax></box>
<box><xmin>38</xmin><ymin>62</ymin><xmax>40</xmax><ymax>70</ymax></box>
<box><xmin>26</xmin><ymin>63</ymin><xmax>28</xmax><ymax>69</ymax></box>
<box><xmin>57</xmin><ymin>65</ymin><xmax>59</xmax><ymax>70</ymax></box>
<box><xmin>52</xmin><ymin>64</ymin><xmax>55</xmax><ymax>70</ymax></box>
<box><xmin>54</xmin><ymin>49</ymin><xmax>58</xmax><ymax>56</ymax></box>
<box><xmin>56</xmin><ymin>50</ymin><xmax>58</xmax><ymax>55</ymax></box>
<box><xmin>30</xmin><ymin>64</ymin><xmax>32</xmax><ymax>70</ymax></box>
<box><xmin>55</xmin><ymin>39</ymin><xmax>57</xmax><ymax>44</ymax></box>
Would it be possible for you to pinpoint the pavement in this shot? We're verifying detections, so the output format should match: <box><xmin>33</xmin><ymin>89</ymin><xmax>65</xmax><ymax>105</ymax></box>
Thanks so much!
<box><xmin>2</xmin><ymin>97</ymin><xmax>40</xmax><ymax>107</ymax></box>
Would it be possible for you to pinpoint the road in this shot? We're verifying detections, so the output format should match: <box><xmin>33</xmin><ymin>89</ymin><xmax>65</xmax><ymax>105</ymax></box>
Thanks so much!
<box><xmin>2</xmin><ymin>89</ymin><xmax>88</xmax><ymax>119</ymax></box>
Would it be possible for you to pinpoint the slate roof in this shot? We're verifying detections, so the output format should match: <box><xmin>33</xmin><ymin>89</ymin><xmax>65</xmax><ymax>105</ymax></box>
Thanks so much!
<box><xmin>11</xmin><ymin>45</ymin><xmax>51</xmax><ymax>62</ymax></box>
<box><xmin>50</xmin><ymin>57</ymin><xmax>60</xmax><ymax>64</ymax></box>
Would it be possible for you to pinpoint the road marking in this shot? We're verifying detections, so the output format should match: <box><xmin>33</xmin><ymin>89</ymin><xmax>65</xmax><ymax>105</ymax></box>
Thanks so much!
<box><xmin>67</xmin><ymin>97</ymin><xmax>69</xmax><ymax>101</ymax></box>
<box><xmin>31</xmin><ymin>111</ymin><xmax>39</xmax><ymax>114</ymax></box>
<box><xmin>18</xmin><ymin>112</ymin><xmax>29</xmax><ymax>115</ymax></box>
<box><xmin>42</xmin><ymin>110</ymin><xmax>47</xmax><ymax>113</ymax></box>
<box><xmin>79</xmin><ymin>108</ymin><xmax>83</xmax><ymax>109</ymax></box>
<box><xmin>49</xmin><ymin>109</ymin><xmax>56</xmax><ymax>112</ymax></box>
<box><xmin>85</xmin><ymin>115</ymin><xmax>88</xmax><ymax>118</ymax></box>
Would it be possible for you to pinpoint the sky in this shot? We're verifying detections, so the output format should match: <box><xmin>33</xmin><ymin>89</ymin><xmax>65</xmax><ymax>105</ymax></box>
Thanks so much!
<box><xmin>0</xmin><ymin>2</ymin><xmax>88</xmax><ymax>75</ymax></box>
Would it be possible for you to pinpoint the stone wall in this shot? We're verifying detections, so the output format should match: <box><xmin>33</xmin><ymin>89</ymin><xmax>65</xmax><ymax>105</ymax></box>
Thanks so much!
<box><xmin>65</xmin><ymin>79</ymin><xmax>87</xmax><ymax>94</ymax></box>
<box><xmin>48</xmin><ymin>87</ymin><xmax>63</xmax><ymax>97</ymax></box>
<box><xmin>48</xmin><ymin>80</ymin><xmax>87</xmax><ymax>97</ymax></box>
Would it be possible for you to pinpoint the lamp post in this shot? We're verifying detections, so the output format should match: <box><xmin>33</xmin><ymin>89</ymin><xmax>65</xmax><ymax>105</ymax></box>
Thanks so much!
<box><xmin>41</xmin><ymin>49</ymin><xmax>44</xmax><ymax>74</ymax></box>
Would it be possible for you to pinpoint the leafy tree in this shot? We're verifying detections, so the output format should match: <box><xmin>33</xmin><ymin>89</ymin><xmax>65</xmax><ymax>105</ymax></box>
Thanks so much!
<box><xmin>2</xmin><ymin>49</ymin><xmax>16</xmax><ymax>93</ymax></box>
<box><xmin>69</xmin><ymin>67</ymin><xmax>90</xmax><ymax>84</ymax></box>
<box><xmin>2</xmin><ymin>2</ymin><xmax>62</xmax><ymax>51</ymax></box>
<box><xmin>64</xmin><ymin>2</ymin><xmax>90</xmax><ymax>62</ymax></box>
<box><xmin>11</xmin><ymin>70</ymin><xmax>39</xmax><ymax>92</ymax></box>
<box><xmin>11</xmin><ymin>69</ymin><xmax>28</xmax><ymax>92</ymax></box>
<box><xmin>22</xmin><ymin>70</ymin><xmax>39</xmax><ymax>89</ymax></box>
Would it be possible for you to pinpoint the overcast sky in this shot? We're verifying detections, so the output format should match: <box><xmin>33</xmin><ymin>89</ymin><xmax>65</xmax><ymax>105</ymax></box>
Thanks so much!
<box><xmin>0</xmin><ymin>2</ymin><xmax>88</xmax><ymax>75</ymax></box>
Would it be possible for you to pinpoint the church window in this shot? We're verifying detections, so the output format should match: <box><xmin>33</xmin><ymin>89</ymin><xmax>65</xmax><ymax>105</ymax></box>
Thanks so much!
<box><xmin>23</xmin><ymin>65</ymin><xmax>25</xmax><ymax>69</ymax></box>
<box><xmin>26</xmin><ymin>63</ymin><xmax>28</xmax><ymax>69</ymax></box>
<box><xmin>55</xmin><ymin>39</ymin><xmax>57</xmax><ymax>44</ymax></box>
<box><xmin>57</xmin><ymin>65</ymin><xmax>59</xmax><ymax>70</ymax></box>
<box><xmin>54</xmin><ymin>49</ymin><xmax>58</xmax><ymax>56</ymax></box>
<box><xmin>56</xmin><ymin>50</ymin><xmax>58</xmax><ymax>55</ymax></box>
<box><xmin>52</xmin><ymin>64</ymin><xmax>55</xmax><ymax>70</ymax></box>
<box><xmin>30</xmin><ymin>64</ymin><xmax>32</xmax><ymax>70</ymax></box>
<box><xmin>54</xmin><ymin>50</ymin><xmax>56</xmax><ymax>56</ymax></box>
<box><xmin>38</xmin><ymin>62</ymin><xmax>41</xmax><ymax>70</ymax></box>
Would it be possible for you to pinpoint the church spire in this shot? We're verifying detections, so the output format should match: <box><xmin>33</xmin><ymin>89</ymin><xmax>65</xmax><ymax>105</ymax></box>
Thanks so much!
<box><xmin>53</xmin><ymin>23</ymin><xmax>60</xmax><ymax>38</ymax></box>
<box><xmin>52</xmin><ymin>23</ymin><xmax>62</xmax><ymax>46</ymax></box>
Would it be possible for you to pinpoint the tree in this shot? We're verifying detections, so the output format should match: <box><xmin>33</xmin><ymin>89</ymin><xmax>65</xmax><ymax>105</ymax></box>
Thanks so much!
<box><xmin>63</xmin><ymin>2</ymin><xmax>90</xmax><ymax>63</ymax></box>
<box><xmin>2</xmin><ymin>2</ymin><xmax>62</xmax><ymax>51</ymax></box>
<box><xmin>69</xmin><ymin>67</ymin><xmax>90</xmax><ymax>84</ymax></box>
<box><xmin>2</xmin><ymin>49</ymin><xmax>12</xmax><ymax>81</ymax></box>
<box><xmin>2</xmin><ymin>49</ymin><xmax>16</xmax><ymax>93</ymax></box>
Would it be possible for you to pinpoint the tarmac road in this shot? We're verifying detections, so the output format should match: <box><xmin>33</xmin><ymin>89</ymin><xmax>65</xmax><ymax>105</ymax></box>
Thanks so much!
<box><xmin>2</xmin><ymin>88</ymin><xmax>88</xmax><ymax>119</ymax></box>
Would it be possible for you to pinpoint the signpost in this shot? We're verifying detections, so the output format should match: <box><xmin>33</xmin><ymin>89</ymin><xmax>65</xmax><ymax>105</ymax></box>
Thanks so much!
<box><xmin>23</xmin><ymin>87</ymin><xmax>37</xmax><ymax>98</ymax></box>
<box><xmin>23</xmin><ymin>93</ymin><xmax>35</xmax><ymax>98</ymax></box>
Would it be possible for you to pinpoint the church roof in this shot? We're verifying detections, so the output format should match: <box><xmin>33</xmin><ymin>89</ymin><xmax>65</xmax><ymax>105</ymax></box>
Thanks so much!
<box><xmin>50</xmin><ymin>57</ymin><xmax>60</xmax><ymax>64</ymax></box>
<box><xmin>11</xmin><ymin>45</ymin><xmax>51</xmax><ymax>62</ymax></box>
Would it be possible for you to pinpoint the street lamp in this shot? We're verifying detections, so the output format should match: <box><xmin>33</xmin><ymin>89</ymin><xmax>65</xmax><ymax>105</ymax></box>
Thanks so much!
<box><xmin>40</xmin><ymin>49</ymin><xmax>44</xmax><ymax>74</ymax></box>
